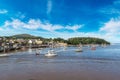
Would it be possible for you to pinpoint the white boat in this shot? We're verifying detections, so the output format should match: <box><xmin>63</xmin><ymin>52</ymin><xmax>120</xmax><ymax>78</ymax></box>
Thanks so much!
<box><xmin>101</xmin><ymin>43</ymin><xmax>107</xmax><ymax>48</ymax></box>
<box><xmin>45</xmin><ymin>40</ymin><xmax>57</xmax><ymax>57</ymax></box>
<box><xmin>0</xmin><ymin>54</ymin><xmax>9</xmax><ymax>57</ymax></box>
<box><xmin>35</xmin><ymin>49</ymin><xmax>40</xmax><ymax>55</ymax></box>
<box><xmin>45</xmin><ymin>50</ymin><xmax>57</xmax><ymax>57</ymax></box>
<box><xmin>63</xmin><ymin>46</ymin><xmax>67</xmax><ymax>51</ymax></box>
<box><xmin>75</xmin><ymin>44</ymin><xmax>83</xmax><ymax>52</ymax></box>
<box><xmin>75</xmin><ymin>48</ymin><xmax>83</xmax><ymax>52</ymax></box>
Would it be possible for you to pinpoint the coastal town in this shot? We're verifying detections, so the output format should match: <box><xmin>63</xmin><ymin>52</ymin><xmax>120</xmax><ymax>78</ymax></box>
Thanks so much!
<box><xmin>0</xmin><ymin>34</ymin><xmax>110</xmax><ymax>53</ymax></box>
<box><xmin>0</xmin><ymin>37</ymin><xmax>67</xmax><ymax>53</ymax></box>
<box><xmin>0</xmin><ymin>37</ymin><xmax>44</xmax><ymax>52</ymax></box>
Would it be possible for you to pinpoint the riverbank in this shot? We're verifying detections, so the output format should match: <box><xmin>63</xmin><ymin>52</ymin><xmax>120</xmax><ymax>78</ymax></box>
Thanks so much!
<box><xmin>0</xmin><ymin>45</ymin><xmax>49</xmax><ymax>53</ymax></box>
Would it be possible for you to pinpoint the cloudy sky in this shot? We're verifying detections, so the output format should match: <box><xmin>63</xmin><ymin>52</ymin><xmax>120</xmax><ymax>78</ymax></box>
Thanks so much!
<box><xmin>0</xmin><ymin>0</ymin><xmax>120</xmax><ymax>43</ymax></box>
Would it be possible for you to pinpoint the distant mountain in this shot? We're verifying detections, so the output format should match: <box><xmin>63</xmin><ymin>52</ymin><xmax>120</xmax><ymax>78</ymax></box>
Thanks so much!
<box><xmin>11</xmin><ymin>34</ymin><xmax>44</xmax><ymax>39</ymax></box>
<box><xmin>12</xmin><ymin>34</ymin><xmax>35</xmax><ymax>38</ymax></box>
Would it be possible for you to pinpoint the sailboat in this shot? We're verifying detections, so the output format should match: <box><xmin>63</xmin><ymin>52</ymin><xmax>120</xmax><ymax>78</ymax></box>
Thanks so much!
<box><xmin>91</xmin><ymin>45</ymin><xmax>96</xmax><ymax>50</ymax></box>
<box><xmin>75</xmin><ymin>44</ymin><xmax>83</xmax><ymax>52</ymax></box>
<box><xmin>101</xmin><ymin>43</ymin><xmax>107</xmax><ymax>48</ymax></box>
<box><xmin>63</xmin><ymin>46</ymin><xmax>67</xmax><ymax>51</ymax></box>
<box><xmin>35</xmin><ymin>49</ymin><xmax>40</xmax><ymax>55</ymax></box>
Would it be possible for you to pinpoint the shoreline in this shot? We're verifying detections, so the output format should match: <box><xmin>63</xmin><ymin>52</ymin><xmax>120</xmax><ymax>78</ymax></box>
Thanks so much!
<box><xmin>0</xmin><ymin>45</ymin><xmax>48</xmax><ymax>54</ymax></box>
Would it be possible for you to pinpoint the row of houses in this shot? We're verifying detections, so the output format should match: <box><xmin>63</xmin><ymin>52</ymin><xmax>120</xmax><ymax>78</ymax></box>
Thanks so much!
<box><xmin>0</xmin><ymin>37</ymin><xmax>67</xmax><ymax>52</ymax></box>
<box><xmin>0</xmin><ymin>37</ymin><xmax>43</xmax><ymax>52</ymax></box>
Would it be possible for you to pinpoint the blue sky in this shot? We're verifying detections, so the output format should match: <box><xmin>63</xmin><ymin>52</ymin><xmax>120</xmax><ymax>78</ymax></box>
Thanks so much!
<box><xmin>0</xmin><ymin>0</ymin><xmax>120</xmax><ymax>43</ymax></box>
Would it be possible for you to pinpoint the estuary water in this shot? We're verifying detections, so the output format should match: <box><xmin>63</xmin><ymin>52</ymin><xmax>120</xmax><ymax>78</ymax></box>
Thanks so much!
<box><xmin>0</xmin><ymin>44</ymin><xmax>120</xmax><ymax>80</ymax></box>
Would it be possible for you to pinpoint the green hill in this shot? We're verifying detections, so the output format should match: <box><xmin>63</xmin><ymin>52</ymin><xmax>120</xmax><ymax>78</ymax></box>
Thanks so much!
<box><xmin>12</xmin><ymin>34</ymin><xmax>36</xmax><ymax>38</ymax></box>
<box><xmin>11</xmin><ymin>34</ymin><xmax>44</xmax><ymax>39</ymax></box>
<box><xmin>1</xmin><ymin>34</ymin><xmax>110</xmax><ymax>45</ymax></box>
<box><xmin>67</xmin><ymin>37</ymin><xmax>110</xmax><ymax>45</ymax></box>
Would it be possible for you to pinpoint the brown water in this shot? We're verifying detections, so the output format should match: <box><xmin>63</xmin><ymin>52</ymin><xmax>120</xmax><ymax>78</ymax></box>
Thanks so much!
<box><xmin>0</xmin><ymin>45</ymin><xmax>120</xmax><ymax>80</ymax></box>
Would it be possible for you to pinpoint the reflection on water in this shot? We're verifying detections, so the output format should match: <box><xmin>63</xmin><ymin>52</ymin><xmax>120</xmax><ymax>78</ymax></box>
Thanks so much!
<box><xmin>28</xmin><ymin>48</ymin><xmax>32</xmax><ymax>53</ymax></box>
<box><xmin>0</xmin><ymin>44</ymin><xmax>120</xmax><ymax>80</ymax></box>
<box><xmin>0</xmin><ymin>45</ymin><xmax>120</xmax><ymax>64</ymax></box>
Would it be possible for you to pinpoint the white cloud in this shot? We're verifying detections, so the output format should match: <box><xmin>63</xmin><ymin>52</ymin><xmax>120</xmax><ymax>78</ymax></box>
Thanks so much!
<box><xmin>40</xmin><ymin>23</ymin><xmax>63</xmax><ymax>31</ymax></box>
<box><xmin>98</xmin><ymin>17</ymin><xmax>120</xmax><ymax>43</ymax></box>
<box><xmin>0</xmin><ymin>9</ymin><xmax>8</xmax><ymax>14</ymax></box>
<box><xmin>3</xmin><ymin>19</ymin><xmax>63</xmax><ymax>31</ymax></box>
<box><xmin>23</xmin><ymin>19</ymin><xmax>40</xmax><ymax>29</ymax></box>
<box><xmin>100</xmin><ymin>18</ymin><xmax>120</xmax><ymax>33</ymax></box>
<box><xmin>3</xmin><ymin>19</ymin><xmax>43</xmax><ymax>30</ymax></box>
<box><xmin>4</xmin><ymin>19</ymin><xmax>25</xmax><ymax>29</ymax></box>
<box><xmin>65</xmin><ymin>25</ymin><xmax>83</xmax><ymax>31</ymax></box>
<box><xmin>47</xmin><ymin>0</ymin><xmax>52</xmax><ymax>14</ymax></box>
<box><xmin>98</xmin><ymin>0</ymin><xmax>120</xmax><ymax>43</ymax></box>
<box><xmin>2</xmin><ymin>18</ymin><xmax>84</xmax><ymax>32</ymax></box>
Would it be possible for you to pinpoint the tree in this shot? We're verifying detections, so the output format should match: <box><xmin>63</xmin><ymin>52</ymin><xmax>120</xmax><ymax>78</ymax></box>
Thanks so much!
<box><xmin>67</xmin><ymin>37</ymin><xmax>110</xmax><ymax>45</ymax></box>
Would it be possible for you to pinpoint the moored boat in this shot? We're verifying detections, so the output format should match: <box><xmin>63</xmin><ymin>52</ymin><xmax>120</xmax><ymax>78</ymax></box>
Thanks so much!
<box><xmin>91</xmin><ymin>45</ymin><xmax>96</xmax><ymax>50</ymax></box>
<box><xmin>0</xmin><ymin>53</ymin><xmax>9</xmax><ymax>57</ymax></box>
<box><xmin>75</xmin><ymin>48</ymin><xmax>83</xmax><ymax>52</ymax></box>
<box><xmin>75</xmin><ymin>44</ymin><xmax>83</xmax><ymax>52</ymax></box>
<box><xmin>45</xmin><ymin>50</ymin><xmax>57</xmax><ymax>57</ymax></box>
<box><xmin>35</xmin><ymin>49</ymin><xmax>40</xmax><ymax>55</ymax></box>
